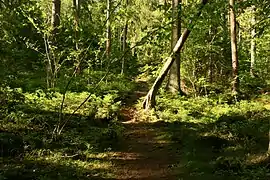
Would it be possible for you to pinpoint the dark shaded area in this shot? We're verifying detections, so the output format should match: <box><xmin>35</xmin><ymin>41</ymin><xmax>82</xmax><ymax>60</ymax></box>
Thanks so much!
<box><xmin>1</xmin><ymin>78</ymin><xmax>270</xmax><ymax>180</ymax></box>
<box><xmin>1</xmin><ymin>159</ymin><xmax>114</xmax><ymax>180</ymax></box>
<box><xmin>120</xmin><ymin>80</ymin><xmax>149</xmax><ymax>106</ymax></box>
<box><xmin>0</xmin><ymin>107</ymin><xmax>122</xmax><ymax>179</ymax></box>
<box><xmin>1</xmin><ymin>107</ymin><xmax>269</xmax><ymax>179</ymax></box>
<box><xmin>107</xmin><ymin>113</ymin><xmax>269</xmax><ymax>180</ymax></box>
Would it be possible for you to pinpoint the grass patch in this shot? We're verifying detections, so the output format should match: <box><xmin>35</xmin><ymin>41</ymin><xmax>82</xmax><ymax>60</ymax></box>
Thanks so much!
<box><xmin>0</xmin><ymin>84</ymin><xmax>127</xmax><ymax>179</ymax></box>
<box><xmin>136</xmin><ymin>93</ymin><xmax>270</xmax><ymax>179</ymax></box>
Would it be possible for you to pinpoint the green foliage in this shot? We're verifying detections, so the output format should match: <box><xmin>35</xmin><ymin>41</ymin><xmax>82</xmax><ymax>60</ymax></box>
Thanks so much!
<box><xmin>0</xmin><ymin>87</ymin><xmax>124</xmax><ymax>179</ymax></box>
<box><xmin>0</xmin><ymin>86</ymin><xmax>25</xmax><ymax>119</ymax></box>
<box><xmin>152</xmin><ymin>92</ymin><xmax>268</xmax><ymax>123</ymax></box>
<box><xmin>1</xmin><ymin>0</ymin><xmax>270</xmax><ymax>179</ymax></box>
<box><xmin>240</xmin><ymin>73</ymin><xmax>267</xmax><ymax>94</ymax></box>
<box><xmin>138</xmin><ymin>94</ymin><xmax>270</xmax><ymax>179</ymax></box>
<box><xmin>24</xmin><ymin>88</ymin><xmax>122</xmax><ymax>122</ymax></box>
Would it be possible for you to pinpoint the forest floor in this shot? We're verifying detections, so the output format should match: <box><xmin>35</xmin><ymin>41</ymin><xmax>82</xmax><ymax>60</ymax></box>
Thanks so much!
<box><xmin>112</xmin><ymin>84</ymin><xmax>181</xmax><ymax>179</ymax></box>
<box><xmin>1</xmin><ymin>81</ymin><xmax>270</xmax><ymax>180</ymax></box>
<box><xmin>107</xmin><ymin>82</ymin><xmax>270</xmax><ymax>180</ymax></box>
<box><xmin>112</xmin><ymin>114</ymin><xmax>181</xmax><ymax>179</ymax></box>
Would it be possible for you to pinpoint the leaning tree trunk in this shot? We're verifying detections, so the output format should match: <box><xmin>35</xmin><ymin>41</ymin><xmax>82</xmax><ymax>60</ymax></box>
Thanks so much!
<box><xmin>229</xmin><ymin>0</ymin><xmax>239</xmax><ymax>94</ymax></box>
<box><xmin>167</xmin><ymin>0</ymin><xmax>183</xmax><ymax>94</ymax></box>
<box><xmin>143</xmin><ymin>0</ymin><xmax>208</xmax><ymax>110</ymax></box>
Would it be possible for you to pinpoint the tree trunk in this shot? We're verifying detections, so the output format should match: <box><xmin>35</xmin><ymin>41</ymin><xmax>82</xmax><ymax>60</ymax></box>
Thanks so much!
<box><xmin>250</xmin><ymin>5</ymin><xmax>256</xmax><ymax>76</ymax></box>
<box><xmin>73</xmin><ymin>0</ymin><xmax>81</xmax><ymax>74</ymax></box>
<box><xmin>167</xmin><ymin>0</ymin><xmax>183</xmax><ymax>94</ymax></box>
<box><xmin>73</xmin><ymin>0</ymin><xmax>80</xmax><ymax>50</ymax></box>
<box><xmin>208</xmin><ymin>25</ymin><xmax>217</xmax><ymax>84</ymax></box>
<box><xmin>44</xmin><ymin>35</ymin><xmax>53</xmax><ymax>89</ymax></box>
<box><xmin>51</xmin><ymin>0</ymin><xmax>61</xmax><ymax>36</ymax></box>
<box><xmin>143</xmin><ymin>0</ymin><xmax>208</xmax><ymax>110</ymax></box>
<box><xmin>229</xmin><ymin>0</ymin><xmax>239</xmax><ymax>94</ymax></box>
<box><xmin>121</xmin><ymin>0</ymin><xmax>128</xmax><ymax>75</ymax></box>
<box><xmin>142</xmin><ymin>30</ymin><xmax>192</xmax><ymax>109</ymax></box>
<box><xmin>47</xmin><ymin>0</ymin><xmax>61</xmax><ymax>88</ymax></box>
<box><xmin>268</xmin><ymin>128</ymin><xmax>270</xmax><ymax>155</ymax></box>
<box><xmin>106</xmin><ymin>0</ymin><xmax>111</xmax><ymax>58</ymax></box>
<box><xmin>209</xmin><ymin>53</ymin><xmax>213</xmax><ymax>83</ymax></box>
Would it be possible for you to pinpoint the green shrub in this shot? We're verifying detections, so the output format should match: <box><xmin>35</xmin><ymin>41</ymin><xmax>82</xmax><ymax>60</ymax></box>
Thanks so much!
<box><xmin>0</xmin><ymin>86</ymin><xmax>25</xmax><ymax>119</ymax></box>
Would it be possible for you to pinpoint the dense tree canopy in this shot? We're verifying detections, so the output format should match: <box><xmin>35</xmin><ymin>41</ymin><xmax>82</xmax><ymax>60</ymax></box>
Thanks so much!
<box><xmin>0</xmin><ymin>0</ymin><xmax>270</xmax><ymax>179</ymax></box>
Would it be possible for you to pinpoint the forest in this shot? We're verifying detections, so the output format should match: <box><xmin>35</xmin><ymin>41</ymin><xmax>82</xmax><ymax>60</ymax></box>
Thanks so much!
<box><xmin>0</xmin><ymin>0</ymin><xmax>270</xmax><ymax>179</ymax></box>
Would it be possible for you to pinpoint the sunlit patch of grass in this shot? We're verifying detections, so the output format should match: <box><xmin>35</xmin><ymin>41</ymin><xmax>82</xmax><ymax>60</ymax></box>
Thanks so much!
<box><xmin>223</xmin><ymin>144</ymin><xmax>243</xmax><ymax>152</ymax></box>
<box><xmin>264</xmin><ymin>104</ymin><xmax>270</xmax><ymax>110</ymax></box>
<box><xmin>134</xmin><ymin>94</ymin><xmax>270</xmax><ymax>179</ymax></box>
<box><xmin>246</xmin><ymin>153</ymin><xmax>269</xmax><ymax>165</ymax></box>
<box><xmin>25</xmin><ymin>152</ymin><xmax>113</xmax><ymax>170</ymax></box>
<box><xmin>1</xmin><ymin>148</ymin><xmax>116</xmax><ymax>179</ymax></box>
<box><xmin>0</xmin><ymin>85</ymin><xmax>127</xmax><ymax>179</ymax></box>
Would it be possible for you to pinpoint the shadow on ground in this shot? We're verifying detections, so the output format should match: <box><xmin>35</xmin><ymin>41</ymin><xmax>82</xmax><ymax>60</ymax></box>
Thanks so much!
<box><xmin>0</xmin><ymin>107</ymin><xmax>122</xmax><ymax>180</ymax></box>
<box><xmin>1</xmin><ymin>93</ymin><xmax>270</xmax><ymax>179</ymax></box>
<box><xmin>107</xmin><ymin>116</ymin><xmax>270</xmax><ymax>180</ymax></box>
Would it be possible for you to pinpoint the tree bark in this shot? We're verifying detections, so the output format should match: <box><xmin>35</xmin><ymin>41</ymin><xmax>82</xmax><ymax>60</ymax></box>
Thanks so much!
<box><xmin>73</xmin><ymin>0</ymin><xmax>80</xmax><ymax>50</ymax></box>
<box><xmin>106</xmin><ymin>0</ymin><xmax>112</xmax><ymax>58</ymax></box>
<box><xmin>268</xmin><ymin>128</ymin><xmax>270</xmax><ymax>155</ymax></box>
<box><xmin>51</xmin><ymin>0</ymin><xmax>61</xmax><ymax>36</ymax></box>
<box><xmin>47</xmin><ymin>0</ymin><xmax>61</xmax><ymax>88</ymax></box>
<box><xmin>229</xmin><ymin>0</ymin><xmax>239</xmax><ymax>94</ymax></box>
<box><xmin>143</xmin><ymin>0</ymin><xmax>208</xmax><ymax>110</ymax></box>
<box><xmin>143</xmin><ymin>30</ymin><xmax>191</xmax><ymax>109</ymax></box>
<box><xmin>167</xmin><ymin>0</ymin><xmax>183</xmax><ymax>94</ymax></box>
<box><xmin>121</xmin><ymin>0</ymin><xmax>128</xmax><ymax>75</ymax></box>
<box><xmin>250</xmin><ymin>5</ymin><xmax>256</xmax><ymax>76</ymax></box>
<box><xmin>73</xmin><ymin>0</ymin><xmax>81</xmax><ymax>74</ymax></box>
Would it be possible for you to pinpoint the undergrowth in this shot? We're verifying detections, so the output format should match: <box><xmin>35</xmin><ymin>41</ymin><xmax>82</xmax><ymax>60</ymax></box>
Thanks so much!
<box><xmin>136</xmin><ymin>92</ymin><xmax>270</xmax><ymax>179</ymax></box>
<box><xmin>0</xmin><ymin>78</ymin><xmax>130</xmax><ymax>179</ymax></box>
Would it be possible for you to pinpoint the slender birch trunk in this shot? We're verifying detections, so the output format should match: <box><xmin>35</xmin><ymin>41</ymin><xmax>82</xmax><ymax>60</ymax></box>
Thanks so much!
<box><xmin>229</xmin><ymin>0</ymin><xmax>239</xmax><ymax>94</ymax></box>
<box><xmin>250</xmin><ymin>5</ymin><xmax>256</xmax><ymax>76</ymax></box>
<box><xmin>121</xmin><ymin>0</ymin><xmax>128</xmax><ymax>75</ymax></box>
<box><xmin>106</xmin><ymin>0</ymin><xmax>111</xmax><ymax>58</ymax></box>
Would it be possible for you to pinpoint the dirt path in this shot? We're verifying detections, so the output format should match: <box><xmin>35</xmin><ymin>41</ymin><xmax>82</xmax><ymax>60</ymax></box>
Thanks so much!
<box><xmin>105</xmin><ymin>88</ymin><xmax>270</xmax><ymax>180</ymax></box>
<box><xmin>108</xmin><ymin>81</ymin><xmax>181</xmax><ymax>179</ymax></box>
<box><xmin>111</xmin><ymin>111</ymin><xmax>179</xmax><ymax>179</ymax></box>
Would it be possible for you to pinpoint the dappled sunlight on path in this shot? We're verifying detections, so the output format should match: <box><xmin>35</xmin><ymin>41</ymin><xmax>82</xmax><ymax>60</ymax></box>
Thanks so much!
<box><xmin>111</xmin><ymin>121</ymin><xmax>180</xmax><ymax>180</ymax></box>
<box><xmin>110</xmin><ymin>80</ymin><xmax>181</xmax><ymax>179</ymax></box>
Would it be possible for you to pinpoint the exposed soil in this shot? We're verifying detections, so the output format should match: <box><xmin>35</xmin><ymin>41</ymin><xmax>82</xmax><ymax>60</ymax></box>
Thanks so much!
<box><xmin>110</xmin><ymin>81</ymin><xmax>181</xmax><ymax>179</ymax></box>
<box><xmin>113</xmin><ymin>112</ymin><xmax>180</xmax><ymax>179</ymax></box>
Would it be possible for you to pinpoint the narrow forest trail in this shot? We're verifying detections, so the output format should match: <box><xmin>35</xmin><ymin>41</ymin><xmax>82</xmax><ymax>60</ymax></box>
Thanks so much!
<box><xmin>112</xmin><ymin>120</ymin><xmax>180</xmax><ymax>179</ymax></box>
<box><xmin>107</xmin><ymin>81</ymin><xmax>181</xmax><ymax>179</ymax></box>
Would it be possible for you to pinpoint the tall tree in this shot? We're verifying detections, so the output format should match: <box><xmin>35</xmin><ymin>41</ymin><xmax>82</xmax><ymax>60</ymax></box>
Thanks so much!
<box><xmin>167</xmin><ymin>0</ymin><xmax>183</xmax><ymax>94</ymax></box>
<box><xmin>106</xmin><ymin>0</ymin><xmax>112</xmax><ymax>58</ymax></box>
<box><xmin>268</xmin><ymin>130</ymin><xmax>270</xmax><ymax>154</ymax></box>
<box><xmin>250</xmin><ymin>5</ymin><xmax>256</xmax><ymax>76</ymax></box>
<box><xmin>143</xmin><ymin>0</ymin><xmax>208</xmax><ymax>110</ymax></box>
<box><xmin>46</xmin><ymin>0</ymin><xmax>61</xmax><ymax>88</ymax></box>
<box><xmin>229</xmin><ymin>0</ymin><xmax>239</xmax><ymax>94</ymax></box>
<box><xmin>73</xmin><ymin>0</ymin><xmax>81</xmax><ymax>74</ymax></box>
<box><xmin>73</xmin><ymin>0</ymin><xmax>80</xmax><ymax>50</ymax></box>
<box><xmin>121</xmin><ymin>0</ymin><xmax>128</xmax><ymax>75</ymax></box>
<box><xmin>51</xmin><ymin>0</ymin><xmax>61</xmax><ymax>36</ymax></box>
